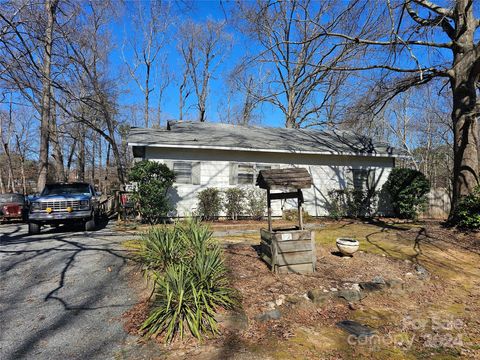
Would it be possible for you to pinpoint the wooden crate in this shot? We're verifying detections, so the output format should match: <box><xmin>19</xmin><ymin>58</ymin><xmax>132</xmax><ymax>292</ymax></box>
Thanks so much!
<box><xmin>260</xmin><ymin>228</ymin><xmax>316</xmax><ymax>274</ymax></box>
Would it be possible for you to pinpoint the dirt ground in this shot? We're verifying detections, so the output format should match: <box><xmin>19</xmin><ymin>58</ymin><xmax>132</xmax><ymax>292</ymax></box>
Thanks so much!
<box><xmin>123</xmin><ymin>219</ymin><xmax>480</xmax><ymax>359</ymax></box>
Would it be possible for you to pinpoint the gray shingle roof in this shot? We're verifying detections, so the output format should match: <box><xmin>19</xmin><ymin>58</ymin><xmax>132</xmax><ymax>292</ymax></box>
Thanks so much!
<box><xmin>127</xmin><ymin>121</ymin><xmax>405</xmax><ymax>157</ymax></box>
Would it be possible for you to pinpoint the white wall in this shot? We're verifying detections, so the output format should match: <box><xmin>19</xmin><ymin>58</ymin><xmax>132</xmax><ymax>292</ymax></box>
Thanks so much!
<box><xmin>144</xmin><ymin>147</ymin><xmax>394</xmax><ymax>217</ymax></box>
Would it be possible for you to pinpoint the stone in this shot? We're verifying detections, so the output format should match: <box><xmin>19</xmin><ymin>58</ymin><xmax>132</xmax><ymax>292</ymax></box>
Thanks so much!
<box><xmin>336</xmin><ymin>320</ymin><xmax>375</xmax><ymax>337</ymax></box>
<box><xmin>266</xmin><ymin>301</ymin><xmax>276</xmax><ymax>310</ymax></box>
<box><xmin>386</xmin><ymin>279</ymin><xmax>404</xmax><ymax>290</ymax></box>
<box><xmin>351</xmin><ymin>283</ymin><xmax>361</xmax><ymax>292</ymax></box>
<box><xmin>415</xmin><ymin>264</ymin><xmax>429</xmax><ymax>279</ymax></box>
<box><xmin>275</xmin><ymin>298</ymin><xmax>284</xmax><ymax>306</ymax></box>
<box><xmin>336</xmin><ymin>289</ymin><xmax>366</xmax><ymax>303</ymax></box>
<box><xmin>285</xmin><ymin>295</ymin><xmax>302</xmax><ymax>304</ymax></box>
<box><xmin>359</xmin><ymin>282</ymin><xmax>385</xmax><ymax>291</ymax></box>
<box><xmin>256</xmin><ymin>309</ymin><xmax>281</xmax><ymax>322</ymax></box>
<box><xmin>215</xmin><ymin>311</ymin><xmax>249</xmax><ymax>332</ymax></box>
<box><xmin>372</xmin><ymin>276</ymin><xmax>386</xmax><ymax>285</ymax></box>
<box><xmin>307</xmin><ymin>289</ymin><xmax>332</xmax><ymax>305</ymax></box>
<box><xmin>330</xmin><ymin>287</ymin><xmax>338</xmax><ymax>292</ymax></box>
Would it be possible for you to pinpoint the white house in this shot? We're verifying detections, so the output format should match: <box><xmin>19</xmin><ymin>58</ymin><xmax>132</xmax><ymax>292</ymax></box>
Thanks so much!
<box><xmin>127</xmin><ymin>121</ymin><xmax>404</xmax><ymax>217</ymax></box>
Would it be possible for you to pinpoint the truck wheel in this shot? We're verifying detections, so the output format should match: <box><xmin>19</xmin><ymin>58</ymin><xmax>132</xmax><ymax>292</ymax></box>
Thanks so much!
<box><xmin>85</xmin><ymin>217</ymin><xmax>96</xmax><ymax>231</ymax></box>
<box><xmin>28</xmin><ymin>222</ymin><xmax>40</xmax><ymax>235</ymax></box>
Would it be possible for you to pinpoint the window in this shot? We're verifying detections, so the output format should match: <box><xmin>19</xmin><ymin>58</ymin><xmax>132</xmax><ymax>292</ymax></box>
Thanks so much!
<box><xmin>166</xmin><ymin>161</ymin><xmax>201</xmax><ymax>185</ymax></box>
<box><xmin>237</xmin><ymin>164</ymin><xmax>254</xmax><ymax>184</ymax></box>
<box><xmin>230</xmin><ymin>163</ymin><xmax>274</xmax><ymax>185</ymax></box>
<box><xmin>173</xmin><ymin>162</ymin><xmax>192</xmax><ymax>184</ymax></box>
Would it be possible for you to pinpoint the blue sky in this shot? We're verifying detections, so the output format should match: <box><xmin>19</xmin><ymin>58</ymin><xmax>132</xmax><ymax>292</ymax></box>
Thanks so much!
<box><xmin>111</xmin><ymin>0</ymin><xmax>285</xmax><ymax>128</ymax></box>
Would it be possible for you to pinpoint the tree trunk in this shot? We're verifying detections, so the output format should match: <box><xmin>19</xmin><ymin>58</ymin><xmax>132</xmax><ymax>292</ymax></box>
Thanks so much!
<box><xmin>449</xmin><ymin>1</ymin><xmax>479</xmax><ymax>215</ymax></box>
<box><xmin>37</xmin><ymin>0</ymin><xmax>58</xmax><ymax>192</ymax></box>
<box><xmin>77</xmin><ymin>125</ymin><xmax>85</xmax><ymax>181</ymax></box>
<box><xmin>50</xmin><ymin>98</ymin><xmax>66</xmax><ymax>182</ymax></box>
<box><xmin>450</xmin><ymin>78</ymin><xmax>479</xmax><ymax>210</ymax></box>
<box><xmin>0</xmin><ymin>171</ymin><xmax>4</xmax><ymax>193</ymax></box>
<box><xmin>145</xmin><ymin>63</ymin><xmax>150</xmax><ymax>127</ymax></box>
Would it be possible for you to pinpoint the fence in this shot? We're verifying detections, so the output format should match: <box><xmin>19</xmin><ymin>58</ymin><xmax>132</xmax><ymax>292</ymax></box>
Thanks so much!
<box><xmin>421</xmin><ymin>188</ymin><xmax>451</xmax><ymax>219</ymax></box>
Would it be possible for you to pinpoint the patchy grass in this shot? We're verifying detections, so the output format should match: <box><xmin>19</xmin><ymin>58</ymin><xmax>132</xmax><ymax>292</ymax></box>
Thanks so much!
<box><xmin>124</xmin><ymin>219</ymin><xmax>480</xmax><ymax>359</ymax></box>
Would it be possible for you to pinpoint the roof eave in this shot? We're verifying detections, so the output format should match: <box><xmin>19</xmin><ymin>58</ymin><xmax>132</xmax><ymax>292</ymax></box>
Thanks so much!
<box><xmin>128</xmin><ymin>142</ymin><xmax>405</xmax><ymax>158</ymax></box>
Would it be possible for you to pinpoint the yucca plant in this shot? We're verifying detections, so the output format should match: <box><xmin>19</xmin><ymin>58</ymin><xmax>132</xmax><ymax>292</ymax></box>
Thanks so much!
<box><xmin>178</xmin><ymin>218</ymin><xmax>214</xmax><ymax>254</ymax></box>
<box><xmin>138</xmin><ymin>226</ymin><xmax>186</xmax><ymax>272</ymax></box>
<box><xmin>139</xmin><ymin>219</ymin><xmax>237</xmax><ymax>342</ymax></box>
<box><xmin>141</xmin><ymin>262</ymin><xmax>234</xmax><ymax>342</ymax></box>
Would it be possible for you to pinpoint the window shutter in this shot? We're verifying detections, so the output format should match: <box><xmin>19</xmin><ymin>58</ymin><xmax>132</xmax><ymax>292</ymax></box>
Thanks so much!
<box><xmin>192</xmin><ymin>162</ymin><xmax>201</xmax><ymax>185</ymax></box>
<box><xmin>229</xmin><ymin>163</ymin><xmax>238</xmax><ymax>185</ymax></box>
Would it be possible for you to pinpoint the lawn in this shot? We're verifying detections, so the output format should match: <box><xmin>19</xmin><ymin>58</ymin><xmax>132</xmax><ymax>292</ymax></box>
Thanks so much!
<box><xmin>123</xmin><ymin>219</ymin><xmax>480</xmax><ymax>359</ymax></box>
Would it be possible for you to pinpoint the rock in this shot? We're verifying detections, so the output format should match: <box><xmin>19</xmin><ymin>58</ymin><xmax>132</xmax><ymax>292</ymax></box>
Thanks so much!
<box><xmin>336</xmin><ymin>289</ymin><xmax>366</xmax><ymax>303</ymax></box>
<box><xmin>351</xmin><ymin>283</ymin><xmax>361</xmax><ymax>292</ymax></box>
<box><xmin>307</xmin><ymin>289</ymin><xmax>332</xmax><ymax>305</ymax></box>
<box><xmin>323</xmin><ymin>289</ymin><xmax>329</xmax><ymax>293</ymax></box>
<box><xmin>386</xmin><ymin>279</ymin><xmax>404</xmax><ymax>290</ymax></box>
<box><xmin>359</xmin><ymin>282</ymin><xmax>385</xmax><ymax>291</ymax></box>
<box><xmin>372</xmin><ymin>276</ymin><xmax>386</xmax><ymax>285</ymax></box>
<box><xmin>216</xmin><ymin>311</ymin><xmax>249</xmax><ymax>332</ymax></box>
<box><xmin>275</xmin><ymin>298</ymin><xmax>284</xmax><ymax>306</ymax></box>
<box><xmin>285</xmin><ymin>295</ymin><xmax>302</xmax><ymax>304</ymax></box>
<box><xmin>405</xmin><ymin>272</ymin><xmax>414</xmax><ymax>277</ymax></box>
<box><xmin>266</xmin><ymin>301</ymin><xmax>276</xmax><ymax>310</ymax></box>
<box><xmin>414</xmin><ymin>264</ymin><xmax>429</xmax><ymax>279</ymax></box>
<box><xmin>336</xmin><ymin>320</ymin><xmax>375</xmax><ymax>337</ymax></box>
<box><xmin>330</xmin><ymin>287</ymin><xmax>338</xmax><ymax>292</ymax></box>
<box><xmin>256</xmin><ymin>309</ymin><xmax>281</xmax><ymax>322</ymax></box>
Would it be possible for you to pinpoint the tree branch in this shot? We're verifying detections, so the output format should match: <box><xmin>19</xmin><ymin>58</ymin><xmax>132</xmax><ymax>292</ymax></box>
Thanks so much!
<box><xmin>412</xmin><ymin>0</ymin><xmax>454</xmax><ymax>18</ymax></box>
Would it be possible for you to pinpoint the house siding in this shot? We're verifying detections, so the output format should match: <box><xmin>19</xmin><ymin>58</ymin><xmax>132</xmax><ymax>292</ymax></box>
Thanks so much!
<box><xmin>144</xmin><ymin>147</ymin><xmax>394</xmax><ymax>217</ymax></box>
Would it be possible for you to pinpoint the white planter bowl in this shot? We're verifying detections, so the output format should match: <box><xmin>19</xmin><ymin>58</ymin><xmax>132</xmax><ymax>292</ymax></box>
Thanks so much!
<box><xmin>336</xmin><ymin>238</ymin><xmax>359</xmax><ymax>256</ymax></box>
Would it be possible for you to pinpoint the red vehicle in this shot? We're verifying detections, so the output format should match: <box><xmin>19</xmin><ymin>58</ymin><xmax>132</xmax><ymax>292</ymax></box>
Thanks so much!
<box><xmin>0</xmin><ymin>193</ymin><xmax>27</xmax><ymax>222</ymax></box>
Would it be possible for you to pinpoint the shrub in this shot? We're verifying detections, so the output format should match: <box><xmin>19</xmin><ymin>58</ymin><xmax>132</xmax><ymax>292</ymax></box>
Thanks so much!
<box><xmin>283</xmin><ymin>208</ymin><xmax>313</xmax><ymax>222</ymax></box>
<box><xmin>138</xmin><ymin>219</ymin><xmax>236</xmax><ymax>342</ymax></box>
<box><xmin>451</xmin><ymin>185</ymin><xmax>480</xmax><ymax>230</ymax></box>
<box><xmin>128</xmin><ymin>160</ymin><xmax>175</xmax><ymax>224</ymax></box>
<box><xmin>327</xmin><ymin>189</ymin><xmax>377</xmax><ymax>219</ymax></box>
<box><xmin>197</xmin><ymin>188</ymin><xmax>223</xmax><ymax>221</ymax></box>
<box><xmin>245</xmin><ymin>188</ymin><xmax>266</xmax><ymax>220</ymax></box>
<box><xmin>224</xmin><ymin>188</ymin><xmax>246</xmax><ymax>220</ymax></box>
<box><xmin>382</xmin><ymin>168</ymin><xmax>430</xmax><ymax>219</ymax></box>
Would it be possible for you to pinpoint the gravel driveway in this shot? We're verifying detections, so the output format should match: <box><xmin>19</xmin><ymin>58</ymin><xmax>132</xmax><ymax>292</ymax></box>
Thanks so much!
<box><xmin>0</xmin><ymin>222</ymin><xmax>154</xmax><ymax>360</ymax></box>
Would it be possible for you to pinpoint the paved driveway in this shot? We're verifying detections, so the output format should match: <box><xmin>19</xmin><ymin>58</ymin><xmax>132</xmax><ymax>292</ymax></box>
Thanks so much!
<box><xmin>0</xmin><ymin>222</ymin><xmax>151</xmax><ymax>360</ymax></box>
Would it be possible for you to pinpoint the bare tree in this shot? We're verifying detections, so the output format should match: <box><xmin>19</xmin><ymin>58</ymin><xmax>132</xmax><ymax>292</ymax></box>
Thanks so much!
<box><xmin>122</xmin><ymin>0</ymin><xmax>171</xmax><ymax>128</ymax></box>
<box><xmin>37</xmin><ymin>0</ymin><xmax>59</xmax><ymax>191</ymax></box>
<box><xmin>178</xmin><ymin>19</ymin><xmax>232</xmax><ymax>122</ymax></box>
<box><xmin>235</xmin><ymin>0</ymin><xmax>361</xmax><ymax>128</ymax></box>
<box><xmin>315</xmin><ymin>0</ymin><xmax>479</xmax><ymax>211</ymax></box>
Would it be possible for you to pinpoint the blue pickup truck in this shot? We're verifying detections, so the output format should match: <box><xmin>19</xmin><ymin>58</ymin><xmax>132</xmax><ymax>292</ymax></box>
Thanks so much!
<box><xmin>28</xmin><ymin>182</ymin><xmax>101</xmax><ymax>234</ymax></box>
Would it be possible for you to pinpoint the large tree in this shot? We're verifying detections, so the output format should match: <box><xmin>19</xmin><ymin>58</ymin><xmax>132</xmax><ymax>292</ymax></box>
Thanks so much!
<box><xmin>122</xmin><ymin>0</ymin><xmax>171</xmax><ymax>128</ymax></box>
<box><xmin>178</xmin><ymin>19</ymin><xmax>232</xmax><ymax>122</ymax></box>
<box><xmin>236</xmin><ymin>0</ymin><xmax>361</xmax><ymax>128</ymax></box>
<box><xmin>317</xmin><ymin>0</ymin><xmax>479</xmax><ymax>213</ymax></box>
